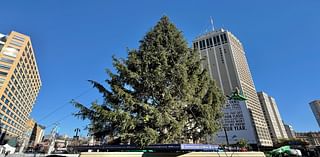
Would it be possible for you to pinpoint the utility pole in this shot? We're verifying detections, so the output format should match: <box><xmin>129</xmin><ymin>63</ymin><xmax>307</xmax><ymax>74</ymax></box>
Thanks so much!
<box><xmin>47</xmin><ymin>123</ymin><xmax>59</xmax><ymax>155</ymax></box>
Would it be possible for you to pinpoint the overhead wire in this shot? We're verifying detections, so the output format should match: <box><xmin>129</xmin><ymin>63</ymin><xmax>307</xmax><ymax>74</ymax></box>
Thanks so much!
<box><xmin>38</xmin><ymin>87</ymin><xmax>94</xmax><ymax>123</ymax></box>
<box><xmin>45</xmin><ymin>95</ymin><xmax>100</xmax><ymax>134</ymax></box>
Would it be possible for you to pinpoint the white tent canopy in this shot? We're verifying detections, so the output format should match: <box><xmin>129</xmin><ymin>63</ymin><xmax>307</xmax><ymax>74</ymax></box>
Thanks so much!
<box><xmin>0</xmin><ymin>144</ymin><xmax>16</xmax><ymax>154</ymax></box>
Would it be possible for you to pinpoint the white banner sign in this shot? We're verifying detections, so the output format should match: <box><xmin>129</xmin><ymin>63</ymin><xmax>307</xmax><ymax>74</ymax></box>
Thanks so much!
<box><xmin>212</xmin><ymin>100</ymin><xmax>257</xmax><ymax>144</ymax></box>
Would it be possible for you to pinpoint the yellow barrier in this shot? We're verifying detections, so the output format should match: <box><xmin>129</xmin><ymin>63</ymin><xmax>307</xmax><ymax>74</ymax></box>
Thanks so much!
<box><xmin>80</xmin><ymin>152</ymin><xmax>266</xmax><ymax>157</ymax></box>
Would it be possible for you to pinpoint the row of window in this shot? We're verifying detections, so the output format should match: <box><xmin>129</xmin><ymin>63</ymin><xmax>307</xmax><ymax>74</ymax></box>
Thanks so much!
<box><xmin>4</xmin><ymin>83</ymin><xmax>32</xmax><ymax>119</ymax></box>
<box><xmin>10</xmin><ymin>40</ymin><xmax>23</xmax><ymax>47</ymax></box>
<box><xmin>14</xmin><ymin>60</ymin><xmax>41</xmax><ymax>94</ymax></box>
<box><xmin>15</xmin><ymin>49</ymin><xmax>41</xmax><ymax>89</ymax></box>
<box><xmin>0</xmin><ymin>71</ymin><xmax>7</xmax><ymax>77</ymax></box>
<box><xmin>22</xmin><ymin>43</ymin><xmax>38</xmax><ymax>73</ymax></box>
<box><xmin>0</xmin><ymin>58</ymin><xmax>14</xmax><ymax>64</ymax></box>
<box><xmin>194</xmin><ymin>33</ymin><xmax>228</xmax><ymax>50</ymax></box>
<box><xmin>11</xmin><ymin>71</ymin><xmax>38</xmax><ymax>110</ymax></box>
<box><xmin>218</xmin><ymin>48</ymin><xmax>228</xmax><ymax>64</ymax></box>
<box><xmin>0</xmin><ymin>77</ymin><xmax>4</xmax><ymax>88</ymax></box>
<box><xmin>0</xmin><ymin>121</ymin><xmax>21</xmax><ymax>136</ymax></box>
<box><xmin>9</xmin><ymin>35</ymin><xmax>25</xmax><ymax>48</ymax></box>
<box><xmin>2</xmin><ymin>46</ymin><xmax>19</xmax><ymax>58</ymax></box>
<box><xmin>0</xmin><ymin>103</ymin><xmax>24</xmax><ymax>134</ymax></box>
<box><xmin>12</xmin><ymin>35</ymin><xmax>25</xmax><ymax>43</ymax></box>
<box><xmin>14</xmin><ymin>62</ymin><xmax>39</xmax><ymax>106</ymax></box>
<box><xmin>2</xmin><ymin>86</ymin><xmax>29</xmax><ymax>122</ymax></box>
<box><xmin>0</xmin><ymin>64</ymin><xmax>11</xmax><ymax>71</ymax></box>
<box><xmin>1</xmin><ymin>94</ymin><xmax>26</xmax><ymax>123</ymax></box>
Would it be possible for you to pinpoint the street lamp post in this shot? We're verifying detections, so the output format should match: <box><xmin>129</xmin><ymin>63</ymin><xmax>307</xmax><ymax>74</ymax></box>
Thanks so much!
<box><xmin>74</xmin><ymin>128</ymin><xmax>81</xmax><ymax>146</ymax></box>
<box><xmin>74</xmin><ymin>128</ymin><xmax>80</xmax><ymax>140</ymax></box>
<box><xmin>223</xmin><ymin>127</ymin><xmax>230</xmax><ymax>147</ymax></box>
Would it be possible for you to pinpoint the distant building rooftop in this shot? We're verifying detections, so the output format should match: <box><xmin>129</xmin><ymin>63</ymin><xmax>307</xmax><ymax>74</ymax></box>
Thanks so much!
<box><xmin>193</xmin><ymin>28</ymin><xmax>243</xmax><ymax>46</ymax></box>
<box><xmin>194</xmin><ymin>28</ymin><xmax>226</xmax><ymax>40</ymax></box>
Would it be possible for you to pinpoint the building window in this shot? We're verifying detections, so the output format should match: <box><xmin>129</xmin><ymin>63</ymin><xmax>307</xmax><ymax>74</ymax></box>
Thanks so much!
<box><xmin>221</xmin><ymin>34</ymin><xmax>228</xmax><ymax>44</ymax></box>
<box><xmin>8</xmin><ymin>92</ymin><xmax>12</xmax><ymax>99</ymax></box>
<box><xmin>4</xmin><ymin>99</ymin><xmax>9</xmax><ymax>105</ymax></box>
<box><xmin>0</xmin><ymin>78</ymin><xmax>5</xmax><ymax>84</ymax></box>
<box><xmin>213</xmin><ymin>36</ymin><xmax>217</xmax><ymax>46</ymax></box>
<box><xmin>223</xmin><ymin>34</ymin><xmax>228</xmax><ymax>43</ymax></box>
<box><xmin>0</xmin><ymin>71</ymin><xmax>8</xmax><ymax>77</ymax></box>
<box><xmin>13</xmin><ymin>36</ymin><xmax>25</xmax><ymax>42</ymax></box>
<box><xmin>193</xmin><ymin>42</ymin><xmax>198</xmax><ymax>49</ymax></box>
<box><xmin>10</xmin><ymin>40</ymin><xmax>23</xmax><ymax>47</ymax></box>
<box><xmin>200</xmin><ymin>40</ymin><xmax>205</xmax><ymax>50</ymax></box>
<box><xmin>206</xmin><ymin>38</ymin><xmax>213</xmax><ymax>48</ymax></box>
<box><xmin>209</xmin><ymin>38</ymin><xmax>213</xmax><ymax>47</ymax></box>
<box><xmin>216</xmin><ymin>36</ymin><xmax>221</xmax><ymax>45</ymax></box>
<box><xmin>10</xmin><ymin>86</ymin><xmax>15</xmax><ymax>92</ymax></box>
<box><xmin>0</xmin><ymin>58</ymin><xmax>14</xmax><ymax>64</ymax></box>
<box><xmin>2</xmin><ymin>46</ymin><xmax>19</xmax><ymax>58</ymax></box>
<box><xmin>2</xmin><ymin>106</ymin><xmax>6</xmax><ymax>112</ymax></box>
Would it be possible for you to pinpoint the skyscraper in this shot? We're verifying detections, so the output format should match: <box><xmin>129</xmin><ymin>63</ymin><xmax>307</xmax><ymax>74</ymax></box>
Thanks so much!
<box><xmin>309</xmin><ymin>100</ymin><xmax>320</xmax><ymax>127</ymax></box>
<box><xmin>193</xmin><ymin>29</ymin><xmax>273</xmax><ymax>146</ymax></box>
<box><xmin>257</xmin><ymin>92</ymin><xmax>288</xmax><ymax>143</ymax></box>
<box><xmin>0</xmin><ymin>31</ymin><xmax>41</xmax><ymax>138</ymax></box>
<box><xmin>284</xmin><ymin>123</ymin><xmax>296</xmax><ymax>139</ymax></box>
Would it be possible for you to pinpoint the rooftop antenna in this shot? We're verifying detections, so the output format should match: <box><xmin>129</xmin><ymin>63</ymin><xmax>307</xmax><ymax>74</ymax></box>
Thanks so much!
<box><xmin>210</xmin><ymin>16</ymin><xmax>215</xmax><ymax>31</ymax></box>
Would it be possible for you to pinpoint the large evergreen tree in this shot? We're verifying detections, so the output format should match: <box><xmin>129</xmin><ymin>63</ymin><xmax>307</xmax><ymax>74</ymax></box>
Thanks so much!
<box><xmin>73</xmin><ymin>16</ymin><xmax>225</xmax><ymax>147</ymax></box>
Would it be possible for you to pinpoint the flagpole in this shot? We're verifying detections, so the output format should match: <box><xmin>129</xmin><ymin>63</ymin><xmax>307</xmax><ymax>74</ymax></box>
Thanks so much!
<box><xmin>210</xmin><ymin>16</ymin><xmax>215</xmax><ymax>31</ymax></box>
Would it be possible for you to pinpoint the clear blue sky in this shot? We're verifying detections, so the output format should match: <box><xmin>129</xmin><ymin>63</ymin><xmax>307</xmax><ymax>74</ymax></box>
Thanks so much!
<box><xmin>0</xmin><ymin>0</ymin><xmax>319</xmax><ymax>137</ymax></box>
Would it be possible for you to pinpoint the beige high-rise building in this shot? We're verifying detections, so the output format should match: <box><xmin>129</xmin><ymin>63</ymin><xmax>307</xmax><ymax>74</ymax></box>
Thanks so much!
<box><xmin>193</xmin><ymin>29</ymin><xmax>273</xmax><ymax>146</ymax></box>
<box><xmin>0</xmin><ymin>31</ymin><xmax>41</xmax><ymax>138</ymax></box>
<box><xmin>257</xmin><ymin>92</ymin><xmax>288</xmax><ymax>143</ymax></box>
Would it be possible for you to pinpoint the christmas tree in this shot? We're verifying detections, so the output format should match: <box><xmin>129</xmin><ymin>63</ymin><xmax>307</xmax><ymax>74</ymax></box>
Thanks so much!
<box><xmin>73</xmin><ymin>16</ymin><xmax>225</xmax><ymax>147</ymax></box>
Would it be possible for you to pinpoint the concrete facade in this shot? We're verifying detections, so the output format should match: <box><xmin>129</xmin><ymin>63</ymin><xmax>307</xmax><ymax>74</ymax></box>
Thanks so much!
<box><xmin>0</xmin><ymin>31</ymin><xmax>41</xmax><ymax>138</ymax></box>
<box><xmin>296</xmin><ymin>132</ymin><xmax>320</xmax><ymax>146</ymax></box>
<box><xmin>257</xmin><ymin>92</ymin><xmax>288</xmax><ymax>144</ymax></box>
<box><xmin>309</xmin><ymin>100</ymin><xmax>320</xmax><ymax>127</ymax></box>
<box><xmin>27</xmin><ymin>121</ymin><xmax>45</xmax><ymax>147</ymax></box>
<box><xmin>193</xmin><ymin>29</ymin><xmax>272</xmax><ymax>146</ymax></box>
